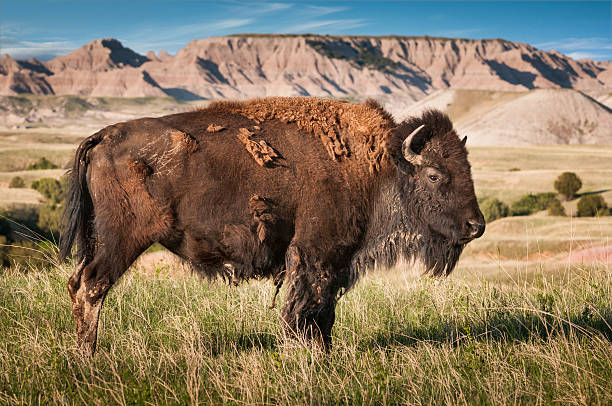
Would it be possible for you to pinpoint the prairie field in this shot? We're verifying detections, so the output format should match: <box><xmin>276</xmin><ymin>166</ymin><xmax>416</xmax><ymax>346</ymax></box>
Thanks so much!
<box><xmin>0</xmin><ymin>258</ymin><xmax>610</xmax><ymax>405</ymax></box>
<box><xmin>0</xmin><ymin>98</ymin><xmax>611</xmax><ymax>405</ymax></box>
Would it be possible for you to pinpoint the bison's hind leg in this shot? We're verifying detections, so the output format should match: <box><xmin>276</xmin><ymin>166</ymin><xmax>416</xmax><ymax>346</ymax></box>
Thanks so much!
<box><xmin>281</xmin><ymin>245</ymin><xmax>344</xmax><ymax>350</ymax></box>
<box><xmin>67</xmin><ymin>239</ymin><xmax>150</xmax><ymax>355</ymax></box>
<box><xmin>67</xmin><ymin>149</ymin><xmax>173</xmax><ymax>355</ymax></box>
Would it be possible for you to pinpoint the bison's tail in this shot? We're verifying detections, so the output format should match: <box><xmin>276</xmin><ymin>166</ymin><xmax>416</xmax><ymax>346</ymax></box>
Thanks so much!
<box><xmin>58</xmin><ymin>131</ymin><xmax>104</xmax><ymax>263</ymax></box>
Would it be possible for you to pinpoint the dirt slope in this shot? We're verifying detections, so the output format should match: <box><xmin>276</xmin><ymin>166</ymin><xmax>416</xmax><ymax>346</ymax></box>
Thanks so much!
<box><xmin>398</xmin><ymin>89</ymin><xmax>612</xmax><ymax>145</ymax></box>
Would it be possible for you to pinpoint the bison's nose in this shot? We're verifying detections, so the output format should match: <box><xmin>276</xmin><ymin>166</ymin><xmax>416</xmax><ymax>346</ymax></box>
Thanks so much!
<box><xmin>467</xmin><ymin>220</ymin><xmax>486</xmax><ymax>239</ymax></box>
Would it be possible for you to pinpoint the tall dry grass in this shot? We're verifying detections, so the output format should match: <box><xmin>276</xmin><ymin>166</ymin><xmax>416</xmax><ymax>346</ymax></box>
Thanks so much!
<box><xmin>0</xmin><ymin>258</ymin><xmax>610</xmax><ymax>405</ymax></box>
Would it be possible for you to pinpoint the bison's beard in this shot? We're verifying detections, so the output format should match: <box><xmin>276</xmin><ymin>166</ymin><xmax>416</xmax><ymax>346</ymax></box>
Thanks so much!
<box><xmin>349</xmin><ymin>179</ymin><xmax>465</xmax><ymax>286</ymax></box>
<box><xmin>349</xmin><ymin>229</ymin><xmax>464</xmax><ymax>281</ymax></box>
<box><xmin>418</xmin><ymin>231</ymin><xmax>465</xmax><ymax>277</ymax></box>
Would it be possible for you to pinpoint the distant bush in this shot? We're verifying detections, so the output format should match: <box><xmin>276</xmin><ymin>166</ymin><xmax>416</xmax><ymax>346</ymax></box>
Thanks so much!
<box><xmin>0</xmin><ymin>206</ymin><xmax>39</xmax><ymax>236</ymax></box>
<box><xmin>547</xmin><ymin>199</ymin><xmax>566</xmax><ymax>216</ymax></box>
<box><xmin>0</xmin><ymin>205</ymin><xmax>42</xmax><ymax>249</ymax></box>
<box><xmin>37</xmin><ymin>203</ymin><xmax>62</xmax><ymax>234</ymax></box>
<box><xmin>26</xmin><ymin>157</ymin><xmax>58</xmax><ymax>170</ymax></box>
<box><xmin>0</xmin><ymin>209</ymin><xmax>49</xmax><ymax>268</ymax></box>
<box><xmin>63</xmin><ymin>96</ymin><xmax>93</xmax><ymax>114</ymax></box>
<box><xmin>29</xmin><ymin>177</ymin><xmax>66</xmax><ymax>235</ymax></box>
<box><xmin>511</xmin><ymin>193</ymin><xmax>558</xmax><ymax>216</ymax></box>
<box><xmin>480</xmin><ymin>198</ymin><xmax>510</xmax><ymax>222</ymax></box>
<box><xmin>554</xmin><ymin>172</ymin><xmax>582</xmax><ymax>200</ymax></box>
<box><xmin>6</xmin><ymin>96</ymin><xmax>34</xmax><ymax>115</ymax></box>
<box><xmin>508</xmin><ymin>167</ymin><xmax>521</xmax><ymax>172</ymax></box>
<box><xmin>8</xmin><ymin>176</ymin><xmax>25</xmax><ymax>188</ymax></box>
<box><xmin>0</xmin><ymin>193</ymin><xmax>63</xmax><ymax>268</ymax></box>
<box><xmin>31</xmin><ymin>178</ymin><xmax>63</xmax><ymax>203</ymax></box>
<box><xmin>576</xmin><ymin>194</ymin><xmax>609</xmax><ymax>217</ymax></box>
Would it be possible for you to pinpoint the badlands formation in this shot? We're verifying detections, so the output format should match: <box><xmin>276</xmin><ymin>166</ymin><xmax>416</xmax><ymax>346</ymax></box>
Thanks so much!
<box><xmin>1</xmin><ymin>35</ymin><xmax>611</xmax><ymax>145</ymax></box>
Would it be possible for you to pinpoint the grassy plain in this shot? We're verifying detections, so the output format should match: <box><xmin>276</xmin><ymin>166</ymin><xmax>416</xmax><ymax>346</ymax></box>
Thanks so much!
<box><xmin>0</xmin><ymin>98</ymin><xmax>611</xmax><ymax>404</ymax></box>
<box><xmin>0</xmin><ymin>260</ymin><xmax>610</xmax><ymax>405</ymax></box>
<box><xmin>469</xmin><ymin>145</ymin><xmax>612</xmax><ymax>205</ymax></box>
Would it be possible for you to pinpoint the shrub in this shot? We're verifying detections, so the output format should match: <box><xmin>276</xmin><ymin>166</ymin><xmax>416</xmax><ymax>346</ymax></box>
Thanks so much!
<box><xmin>547</xmin><ymin>199</ymin><xmax>566</xmax><ymax>216</ymax></box>
<box><xmin>0</xmin><ymin>204</ymin><xmax>57</xmax><ymax>268</ymax></box>
<box><xmin>8</xmin><ymin>176</ymin><xmax>25</xmax><ymax>188</ymax></box>
<box><xmin>25</xmin><ymin>157</ymin><xmax>58</xmax><ymax>170</ymax></box>
<box><xmin>0</xmin><ymin>206</ymin><xmax>42</xmax><ymax>246</ymax></box>
<box><xmin>511</xmin><ymin>193</ymin><xmax>558</xmax><ymax>216</ymax></box>
<box><xmin>0</xmin><ymin>206</ymin><xmax>39</xmax><ymax>237</ymax></box>
<box><xmin>554</xmin><ymin>172</ymin><xmax>582</xmax><ymax>200</ymax></box>
<box><xmin>576</xmin><ymin>194</ymin><xmax>609</xmax><ymax>217</ymax></box>
<box><xmin>0</xmin><ymin>215</ymin><xmax>11</xmax><ymax>238</ymax></box>
<box><xmin>37</xmin><ymin>203</ymin><xmax>62</xmax><ymax>234</ymax></box>
<box><xmin>480</xmin><ymin>198</ymin><xmax>510</xmax><ymax>222</ymax></box>
<box><xmin>31</xmin><ymin>178</ymin><xmax>63</xmax><ymax>203</ymax></box>
<box><xmin>508</xmin><ymin>167</ymin><xmax>520</xmax><ymax>172</ymax></box>
<box><xmin>29</xmin><ymin>177</ymin><xmax>65</xmax><ymax>237</ymax></box>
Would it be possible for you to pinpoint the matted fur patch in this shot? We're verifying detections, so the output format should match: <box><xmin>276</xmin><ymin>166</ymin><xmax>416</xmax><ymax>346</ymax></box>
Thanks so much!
<box><xmin>127</xmin><ymin>158</ymin><xmax>152</xmax><ymax>181</ymax></box>
<box><xmin>170</xmin><ymin>130</ymin><xmax>198</xmax><ymax>153</ymax></box>
<box><xmin>236</xmin><ymin>127</ymin><xmax>284</xmax><ymax>168</ymax></box>
<box><xmin>206</xmin><ymin>124</ymin><xmax>225</xmax><ymax>133</ymax></box>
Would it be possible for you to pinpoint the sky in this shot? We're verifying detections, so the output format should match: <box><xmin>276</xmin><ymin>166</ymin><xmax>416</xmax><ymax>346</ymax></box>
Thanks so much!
<box><xmin>1</xmin><ymin>1</ymin><xmax>610</xmax><ymax>61</ymax></box>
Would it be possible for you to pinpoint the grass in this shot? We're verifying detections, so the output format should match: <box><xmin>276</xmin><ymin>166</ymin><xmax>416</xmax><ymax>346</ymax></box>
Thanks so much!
<box><xmin>0</xmin><ymin>259</ymin><xmax>610</xmax><ymax>405</ymax></box>
<box><xmin>469</xmin><ymin>145</ymin><xmax>612</xmax><ymax>204</ymax></box>
<box><xmin>0</xmin><ymin>131</ymin><xmax>76</xmax><ymax>173</ymax></box>
<box><xmin>464</xmin><ymin>215</ymin><xmax>612</xmax><ymax>260</ymax></box>
<box><xmin>0</xmin><ymin>188</ymin><xmax>44</xmax><ymax>206</ymax></box>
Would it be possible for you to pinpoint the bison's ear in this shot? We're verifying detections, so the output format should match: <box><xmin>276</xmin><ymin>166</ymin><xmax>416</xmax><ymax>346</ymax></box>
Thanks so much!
<box><xmin>461</xmin><ymin>136</ymin><xmax>467</xmax><ymax>146</ymax></box>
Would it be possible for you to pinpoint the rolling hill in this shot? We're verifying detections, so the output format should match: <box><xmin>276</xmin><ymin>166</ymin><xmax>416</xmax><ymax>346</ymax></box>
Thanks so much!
<box><xmin>398</xmin><ymin>88</ymin><xmax>612</xmax><ymax>145</ymax></box>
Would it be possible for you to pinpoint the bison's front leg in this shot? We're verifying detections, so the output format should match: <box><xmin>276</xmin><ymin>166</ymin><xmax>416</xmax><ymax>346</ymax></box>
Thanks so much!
<box><xmin>281</xmin><ymin>245</ymin><xmax>341</xmax><ymax>350</ymax></box>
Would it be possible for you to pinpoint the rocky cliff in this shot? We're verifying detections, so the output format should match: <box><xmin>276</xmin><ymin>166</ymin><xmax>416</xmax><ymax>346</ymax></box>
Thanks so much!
<box><xmin>1</xmin><ymin>35</ymin><xmax>610</xmax><ymax>99</ymax></box>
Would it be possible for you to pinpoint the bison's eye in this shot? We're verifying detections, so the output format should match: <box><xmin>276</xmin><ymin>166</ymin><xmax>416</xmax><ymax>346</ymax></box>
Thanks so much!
<box><xmin>424</xmin><ymin>167</ymin><xmax>445</xmax><ymax>185</ymax></box>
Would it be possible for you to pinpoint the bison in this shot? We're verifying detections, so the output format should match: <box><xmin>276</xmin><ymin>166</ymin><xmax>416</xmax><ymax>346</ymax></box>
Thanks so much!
<box><xmin>59</xmin><ymin>97</ymin><xmax>485</xmax><ymax>354</ymax></box>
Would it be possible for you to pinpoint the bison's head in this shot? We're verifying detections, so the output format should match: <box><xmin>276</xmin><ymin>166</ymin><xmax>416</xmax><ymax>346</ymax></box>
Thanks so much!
<box><xmin>390</xmin><ymin>109</ymin><xmax>485</xmax><ymax>275</ymax></box>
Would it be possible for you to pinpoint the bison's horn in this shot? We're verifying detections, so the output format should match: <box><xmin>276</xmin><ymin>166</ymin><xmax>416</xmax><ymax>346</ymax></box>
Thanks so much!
<box><xmin>402</xmin><ymin>124</ymin><xmax>425</xmax><ymax>166</ymax></box>
<box><xmin>461</xmin><ymin>136</ymin><xmax>467</xmax><ymax>146</ymax></box>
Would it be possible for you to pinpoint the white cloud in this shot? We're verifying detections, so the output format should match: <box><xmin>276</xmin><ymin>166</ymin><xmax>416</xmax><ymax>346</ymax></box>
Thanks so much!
<box><xmin>566</xmin><ymin>51</ymin><xmax>611</xmax><ymax>60</ymax></box>
<box><xmin>122</xmin><ymin>18</ymin><xmax>254</xmax><ymax>53</ymax></box>
<box><xmin>0</xmin><ymin>37</ymin><xmax>75</xmax><ymax>60</ymax></box>
<box><xmin>430</xmin><ymin>28</ymin><xmax>482</xmax><ymax>38</ymax></box>
<box><xmin>536</xmin><ymin>37</ymin><xmax>611</xmax><ymax>51</ymax></box>
<box><xmin>303</xmin><ymin>5</ymin><xmax>348</xmax><ymax>17</ymax></box>
<box><xmin>535</xmin><ymin>37</ymin><xmax>611</xmax><ymax>61</ymax></box>
<box><xmin>209</xmin><ymin>18</ymin><xmax>254</xmax><ymax>31</ymax></box>
<box><xmin>227</xmin><ymin>2</ymin><xmax>292</xmax><ymax>15</ymax></box>
<box><xmin>156</xmin><ymin>18</ymin><xmax>254</xmax><ymax>39</ymax></box>
<box><xmin>281</xmin><ymin>19</ymin><xmax>366</xmax><ymax>34</ymax></box>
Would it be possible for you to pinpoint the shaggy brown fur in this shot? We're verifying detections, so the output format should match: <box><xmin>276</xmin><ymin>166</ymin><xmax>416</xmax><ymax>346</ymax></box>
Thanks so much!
<box><xmin>60</xmin><ymin>97</ymin><xmax>484</xmax><ymax>354</ymax></box>
<box><xmin>210</xmin><ymin>97</ymin><xmax>395</xmax><ymax>172</ymax></box>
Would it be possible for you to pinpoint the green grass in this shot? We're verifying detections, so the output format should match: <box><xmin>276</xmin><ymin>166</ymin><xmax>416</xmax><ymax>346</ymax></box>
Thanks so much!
<box><xmin>470</xmin><ymin>145</ymin><xmax>612</xmax><ymax>204</ymax></box>
<box><xmin>0</xmin><ymin>149</ymin><xmax>71</xmax><ymax>172</ymax></box>
<box><xmin>0</xmin><ymin>260</ymin><xmax>610</xmax><ymax>405</ymax></box>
